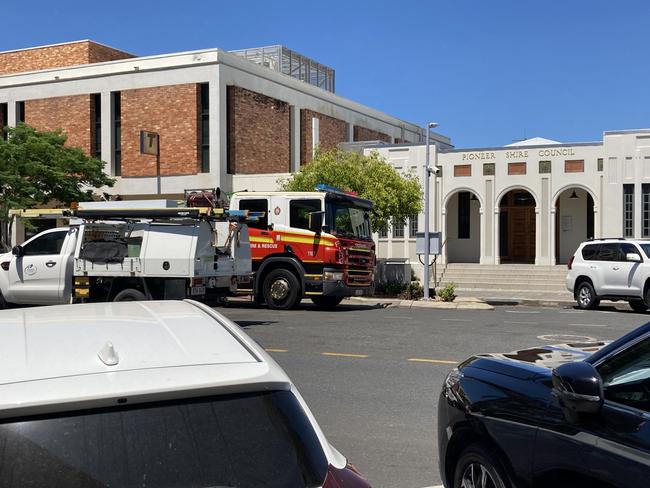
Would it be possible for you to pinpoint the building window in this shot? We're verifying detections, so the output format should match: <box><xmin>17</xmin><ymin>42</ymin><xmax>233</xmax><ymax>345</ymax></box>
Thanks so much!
<box><xmin>0</xmin><ymin>103</ymin><xmax>7</xmax><ymax>140</ymax></box>
<box><xmin>378</xmin><ymin>227</ymin><xmax>388</xmax><ymax>239</ymax></box>
<box><xmin>597</xmin><ymin>158</ymin><xmax>604</xmax><ymax>172</ymax></box>
<box><xmin>92</xmin><ymin>94</ymin><xmax>101</xmax><ymax>159</ymax></box>
<box><xmin>16</xmin><ymin>101</ymin><xmax>25</xmax><ymax>123</ymax></box>
<box><xmin>392</xmin><ymin>219</ymin><xmax>404</xmax><ymax>239</ymax></box>
<box><xmin>458</xmin><ymin>191</ymin><xmax>470</xmax><ymax>239</ymax></box>
<box><xmin>409</xmin><ymin>215</ymin><xmax>418</xmax><ymax>238</ymax></box>
<box><xmin>111</xmin><ymin>92</ymin><xmax>121</xmax><ymax>176</ymax></box>
<box><xmin>641</xmin><ymin>183</ymin><xmax>650</xmax><ymax>237</ymax></box>
<box><xmin>200</xmin><ymin>83</ymin><xmax>209</xmax><ymax>173</ymax></box>
<box><xmin>623</xmin><ymin>184</ymin><xmax>634</xmax><ymax>237</ymax></box>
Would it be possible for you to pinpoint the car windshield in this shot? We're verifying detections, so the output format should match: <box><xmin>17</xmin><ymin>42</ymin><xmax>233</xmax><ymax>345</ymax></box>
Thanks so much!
<box><xmin>0</xmin><ymin>391</ymin><xmax>328</xmax><ymax>488</ymax></box>
<box><xmin>640</xmin><ymin>243</ymin><xmax>650</xmax><ymax>259</ymax></box>
<box><xmin>327</xmin><ymin>200</ymin><xmax>372</xmax><ymax>240</ymax></box>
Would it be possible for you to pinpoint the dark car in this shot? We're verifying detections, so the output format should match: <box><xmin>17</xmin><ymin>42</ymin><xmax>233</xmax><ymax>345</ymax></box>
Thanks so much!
<box><xmin>438</xmin><ymin>323</ymin><xmax>650</xmax><ymax>488</ymax></box>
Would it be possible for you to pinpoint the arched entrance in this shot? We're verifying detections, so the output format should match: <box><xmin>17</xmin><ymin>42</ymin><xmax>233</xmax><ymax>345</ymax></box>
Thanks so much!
<box><xmin>445</xmin><ymin>190</ymin><xmax>481</xmax><ymax>263</ymax></box>
<box><xmin>554</xmin><ymin>187</ymin><xmax>595</xmax><ymax>264</ymax></box>
<box><xmin>499</xmin><ymin>189</ymin><xmax>536</xmax><ymax>263</ymax></box>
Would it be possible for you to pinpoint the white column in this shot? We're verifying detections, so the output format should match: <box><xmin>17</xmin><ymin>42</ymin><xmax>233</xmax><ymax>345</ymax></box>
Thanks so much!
<box><xmin>100</xmin><ymin>92</ymin><xmax>112</xmax><ymax>175</ymax></box>
<box><xmin>535</xmin><ymin>206</ymin><xmax>541</xmax><ymax>265</ymax></box>
<box><xmin>311</xmin><ymin>116</ymin><xmax>319</xmax><ymax>158</ymax></box>
<box><xmin>441</xmin><ymin>208</ymin><xmax>447</xmax><ymax>265</ymax></box>
<box><xmin>290</xmin><ymin>106</ymin><xmax>300</xmax><ymax>172</ymax></box>
<box><xmin>494</xmin><ymin>207</ymin><xmax>501</xmax><ymax>265</ymax></box>
<box><xmin>550</xmin><ymin>207</ymin><xmax>557</xmax><ymax>265</ymax></box>
<box><xmin>213</xmin><ymin>67</ymin><xmax>228</xmax><ymax>192</ymax></box>
<box><xmin>479</xmin><ymin>208</ymin><xmax>485</xmax><ymax>264</ymax></box>
<box><xmin>7</xmin><ymin>101</ymin><xmax>17</xmax><ymax>127</ymax></box>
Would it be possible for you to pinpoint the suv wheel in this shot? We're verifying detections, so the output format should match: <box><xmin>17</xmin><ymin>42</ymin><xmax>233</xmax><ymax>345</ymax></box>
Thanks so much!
<box><xmin>454</xmin><ymin>443</ymin><xmax>509</xmax><ymax>488</ymax></box>
<box><xmin>630</xmin><ymin>299</ymin><xmax>649</xmax><ymax>313</ymax></box>
<box><xmin>576</xmin><ymin>281</ymin><xmax>599</xmax><ymax>310</ymax></box>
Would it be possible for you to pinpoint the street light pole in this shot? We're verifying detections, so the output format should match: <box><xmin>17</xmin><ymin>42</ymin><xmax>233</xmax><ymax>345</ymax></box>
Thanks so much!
<box><xmin>423</xmin><ymin>122</ymin><xmax>439</xmax><ymax>300</ymax></box>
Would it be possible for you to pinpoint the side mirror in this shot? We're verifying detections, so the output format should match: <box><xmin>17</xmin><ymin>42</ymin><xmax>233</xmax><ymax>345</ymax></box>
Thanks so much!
<box><xmin>627</xmin><ymin>253</ymin><xmax>642</xmax><ymax>263</ymax></box>
<box><xmin>11</xmin><ymin>245</ymin><xmax>24</xmax><ymax>257</ymax></box>
<box><xmin>308</xmin><ymin>211</ymin><xmax>324</xmax><ymax>233</ymax></box>
<box><xmin>552</xmin><ymin>362</ymin><xmax>603</xmax><ymax>420</ymax></box>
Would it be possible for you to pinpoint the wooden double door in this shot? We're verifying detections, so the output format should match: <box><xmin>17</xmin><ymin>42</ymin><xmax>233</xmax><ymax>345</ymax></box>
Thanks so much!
<box><xmin>500</xmin><ymin>191</ymin><xmax>536</xmax><ymax>263</ymax></box>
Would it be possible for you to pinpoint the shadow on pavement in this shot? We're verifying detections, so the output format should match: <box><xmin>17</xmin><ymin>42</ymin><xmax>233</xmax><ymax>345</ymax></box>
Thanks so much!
<box><xmin>235</xmin><ymin>319</ymin><xmax>278</xmax><ymax>328</ymax></box>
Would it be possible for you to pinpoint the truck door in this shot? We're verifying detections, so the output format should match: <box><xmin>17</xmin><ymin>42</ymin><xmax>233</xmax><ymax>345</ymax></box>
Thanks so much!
<box><xmin>7</xmin><ymin>228</ymin><xmax>71</xmax><ymax>304</ymax></box>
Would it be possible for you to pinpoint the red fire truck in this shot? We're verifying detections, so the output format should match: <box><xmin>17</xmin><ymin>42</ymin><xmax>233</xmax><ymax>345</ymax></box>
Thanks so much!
<box><xmin>228</xmin><ymin>185</ymin><xmax>376</xmax><ymax>309</ymax></box>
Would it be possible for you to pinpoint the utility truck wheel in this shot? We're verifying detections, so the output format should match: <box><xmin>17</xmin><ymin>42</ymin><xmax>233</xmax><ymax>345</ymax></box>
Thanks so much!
<box><xmin>263</xmin><ymin>269</ymin><xmax>300</xmax><ymax>310</ymax></box>
<box><xmin>113</xmin><ymin>288</ymin><xmax>147</xmax><ymax>302</ymax></box>
<box><xmin>311</xmin><ymin>296</ymin><xmax>343</xmax><ymax>309</ymax></box>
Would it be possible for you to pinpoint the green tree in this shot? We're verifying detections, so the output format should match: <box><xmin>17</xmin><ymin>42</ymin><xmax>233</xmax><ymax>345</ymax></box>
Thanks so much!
<box><xmin>280</xmin><ymin>148</ymin><xmax>422</xmax><ymax>232</ymax></box>
<box><xmin>0</xmin><ymin>124</ymin><xmax>115</xmax><ymax>249</ymax></box>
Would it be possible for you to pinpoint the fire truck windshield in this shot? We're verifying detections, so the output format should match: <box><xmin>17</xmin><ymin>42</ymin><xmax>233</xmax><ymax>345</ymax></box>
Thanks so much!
<box><xmin>327</xmin><ymin>202</ymin><xmax>372</xmax><ymax>240</ymax></box>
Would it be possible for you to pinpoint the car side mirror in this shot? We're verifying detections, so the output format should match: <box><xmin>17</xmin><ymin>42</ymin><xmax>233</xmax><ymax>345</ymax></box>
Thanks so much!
<box><xmin>552</xmin><ymin>362</ymin><xmax>603</xmax><ymax>420</ymax></box>
<box><xmin>308</xmin><ymin>211</ymin><xmax>324</xmax><ymax>233</ymax></box>
<box><xmin>11</xmin><ymin>245</ymin><xmax>24</xmax><ymax>257</ymax></box>
<box><xmin>627</xmin><ymin>253</ymin><xmax>641</xmax><ymax>263</ymax></box>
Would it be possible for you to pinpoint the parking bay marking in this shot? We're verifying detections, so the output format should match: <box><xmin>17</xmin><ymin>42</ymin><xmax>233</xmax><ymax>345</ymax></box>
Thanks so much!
<box><xmin>506</xmin><ymin>310</ymin><xmax>540</xmax><ymax>314</ymax></box>
<box><xmin>568</xmin><ymin>323</ymin><xmax>608</xmax><ymax>327</ymax></box>
<box><xmin>504</xmin><ymin>321</ymin><xmax>539</xmax><ymax>325</ymax></box>
<box><xmin>441</xmin><ymin>318</ymin><xmax>472</xmax><ymax>322</ymax></box>
<box><xmin>265</xmin><ymin>348</ymin><xmax>289</xmax><ymax>353</ymax></box>
<box><xmin>408</xmin><ymin>358</ymin><xmax>457</xmax><ymax>365</ymax></box>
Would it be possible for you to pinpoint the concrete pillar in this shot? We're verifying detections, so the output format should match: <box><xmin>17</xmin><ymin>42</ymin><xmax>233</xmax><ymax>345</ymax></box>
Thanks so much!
<box><xmin>311</xmin><ymin>116</ymin><xmax>319</xmax><ymax>158</ymax></box>
<box><xmin>290</xmin><ymin>106</ymin><xmax>300</xmax><ymax>172</ymax></box>
<box><xmin>494</xmin><ymin>206</ymin><xmax>501</xmax><ymax>265</ymax></box>
<box><xmin>100</xmin><ymin>92</ymin><xmax>112</xmax><ymax>175</ymax></box>
<box><xmin>347</xmin><ymin>122</ymin><xmax>354</xmax><ymax>142</ymax></box>
<box><xmin>479</xmin><ymin>208</ymin><xmax>485</xmax><ymax>264</ymax></box>
<box><xmin>550</xmin><ymin>207</ymin><xmax>557</xmax><ymax>266</ymax></box>
<box><xmin>483</xmin><ymin>179</ymin><xmax>494</xmax><ymax>264</ymax></box>
<box><xmin>7</xmin><ymin>101</ymin><xmax>17</xmax><ymax>127</ymax></box>
<box><xmin>214</xmin><ymin>67</ymin><xmax>228</xmax><ymax>192</ymax></box>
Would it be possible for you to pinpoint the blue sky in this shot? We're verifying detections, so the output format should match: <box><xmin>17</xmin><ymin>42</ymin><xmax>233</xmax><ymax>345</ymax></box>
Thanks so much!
<box><xmin>4</xmin><ymin>0</ymin><xmax>649</xmax><ymax>148</ymax></box>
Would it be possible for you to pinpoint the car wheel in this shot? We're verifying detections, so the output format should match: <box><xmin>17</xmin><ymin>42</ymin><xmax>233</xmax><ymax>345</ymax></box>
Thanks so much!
<box><xmin>454</xmin><ymin>444</ymin><xmax>509</xmax><ymax>488</ymax></box>
<box><xmin>310</xmin><ymin>296</ymin><xmax>344</xmax><ymax>309</ymax></box>
<box><xmin>576</xmin><ymin>282</ymin><xmax>599</xmax><ymax>310</ymax></box>
<box><xmin>630</xmin><ymin>299</ymin><xmax>648</xmax><ymax>313</ymax></box>
<box><xmin>263</xmin><ymin>269</ymin><xmax>300</xmax><ymax>310</ymax></box>
<box><xmin>113</xmin><ymin>288</ymin><xmax>147</xmax><ymax>302</ymax></box>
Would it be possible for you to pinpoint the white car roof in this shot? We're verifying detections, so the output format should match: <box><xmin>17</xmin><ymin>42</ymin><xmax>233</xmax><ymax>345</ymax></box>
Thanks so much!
<box><xmin>0</xmin><ymin>300</ymin><xmax>288</xmax><ymax>418</ymax></box>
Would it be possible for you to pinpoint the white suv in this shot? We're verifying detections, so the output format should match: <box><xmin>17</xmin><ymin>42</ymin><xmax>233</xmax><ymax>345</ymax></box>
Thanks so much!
<box><xmin>0</xmin><ymin>300</ymin><xmax>371</xmax><ymax>488</ymax></box>
<box><xmin>566</xmin><ymin>238</ymin><xmax>650</xmax><ymax>311</ymax></box>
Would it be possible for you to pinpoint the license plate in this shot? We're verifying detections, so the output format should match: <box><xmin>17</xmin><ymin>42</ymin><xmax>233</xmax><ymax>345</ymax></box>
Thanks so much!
<box><xmin>191</xmin><ymin>286</ymin><xmax>206</xmax><ymax>296</ymax></box>
<box><xmin>355</xmin><ymin>289</ymin><xmax>364</xmax><ymax>296</ymax></box>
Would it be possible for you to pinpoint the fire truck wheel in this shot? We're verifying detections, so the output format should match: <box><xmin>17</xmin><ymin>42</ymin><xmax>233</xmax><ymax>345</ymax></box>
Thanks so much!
<box><xmin>113</xmin><ymin>288</ymin><xmax>147</xmax><ymax>302</ymax></box>
<box><xmin>310</xmin><ymin>296</ymin><xmax>344</xmax><ymax>309</ymax></box>
<box><xmin>263</xmin><ymin>269</ymin><xmax>301</xmax><ymax>310</ymax></box>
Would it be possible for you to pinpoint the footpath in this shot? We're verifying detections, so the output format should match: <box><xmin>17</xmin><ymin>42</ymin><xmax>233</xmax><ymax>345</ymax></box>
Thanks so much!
<box><xmin>346</xmin><ymin>296</ymin><xmax>494</xmax><ymax>310</ymax></box>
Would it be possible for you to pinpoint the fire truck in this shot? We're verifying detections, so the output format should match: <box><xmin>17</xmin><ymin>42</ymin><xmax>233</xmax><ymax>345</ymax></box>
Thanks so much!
<box><xmin>228</xmin><ymin>185</ymin><xmax>376</xmax><ymax>309</ymax></box>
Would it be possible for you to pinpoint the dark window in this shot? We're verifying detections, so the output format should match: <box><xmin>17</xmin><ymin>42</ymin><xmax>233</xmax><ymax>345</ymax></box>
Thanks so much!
<box><xmin>458</xmin><ymin>192</ymin><xmax>470</xmax><ymax>239</ymax></box>
<box><xmin>619</xmin><ymin>243</ymin><xmax>642</xmax><ymax>262</ymax></box>
<box><xmin>392</xmin><ymin>219</ymin><xmax>404</xmax><ymax>239</ymax></box>
<box><xmin>16</xmin><ymin>101</ymin><xmax>25</xmax><ymax>123</ymax></box>
<box><xmin>409</xmin><ymin>214</ymin><xmax>418</xmax><ymax>238</ymax></box>
<box><xmin>111</xmin><ymin>92</ymin><xmax>121</xmax><ymax>176</ymax></box>
<box><xmin>641</xmin><ymin>183</ymin><xmax>650</xmax><ymax>237</ymax></box>
<box><xmin>598</xmin><ymin>336</ymin><xmax>650</xmax><ymax>412</ymax></box>
<box><xmin>623</xmin><ymin>184</ymin><xmax>634</xmax><ymax>237</ymax></box>
<box><xmin>238</xmin><ymin>198</ymin><xmax>269</xmax><ymax>229</ymax></box>
<box><xmin>22</xmin><ymin>230</ymin><xmax>68</xmax><ymax>256</ymax></box>
<box><xmin>200</xmin><ymin>83</ymin><xmax>209</xmax><ymax>173</ymax></box>
<box><xmin>290</xmin><ymin>199</ymin><xmax>322</xmax><ymax>230</ymax></box>
<box><xmin>0</xmin><ymin>391</ymin><xmax>328</xmax><ymax>488</ymax></box>
<box><xmin>0</xmin><ymin>103</ymin><xmax>7</xmax><ymax>140</ymax></box>
<box><xmin>595</xmin><ymin>243</ymin><xmax>618</xmax><ymax>262</ymax></box>
<box><xmin>587</xmin><ymin>193</ymin><xmax>595</xmax><ymax>239</ymax></box>
<box><xmin>641</xmin><ymin>244</ymin><xmax>650</xmax><ymax>259</ymax></box>
<box><xmin>92</xmin><ymin>94</ymin><xmax>101</xmax><ymax>159</ymax></box>
<box><xmin>581</xmin><ymin>244</ymin><xmax>600</xmax><ymax>261</ymax></box>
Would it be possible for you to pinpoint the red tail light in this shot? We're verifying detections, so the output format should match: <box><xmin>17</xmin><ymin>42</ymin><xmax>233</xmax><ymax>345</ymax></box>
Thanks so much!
<box><xmin>0</xmin><ymin>262</ymin><xmax>9</xmax><ymax>271</ymax></box>
<box><xmin>323</xmin><ymin>463</ymin><xmax>371</xmax><ymax>487</ymax></box>
<box><xmin>567</xmin><ymin>255</ymin><xmax>575</xmax><ymax>270</ymax></box>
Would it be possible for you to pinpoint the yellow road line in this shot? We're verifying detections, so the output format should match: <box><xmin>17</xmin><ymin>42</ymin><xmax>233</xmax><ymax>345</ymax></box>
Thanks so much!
<box><xmin>265</xmin><ymin>348</ymin><xmax>289</xmax><ymax>353</ymax></box>
<box><xmin>408</xmin><ymin>358</ymin><xmax>457</xmax><ymax>365</ymax></box>
<box><xmin>322</xmin><ymin>352</ymin><xmax>369</xmax><ymax>358</ymax></box>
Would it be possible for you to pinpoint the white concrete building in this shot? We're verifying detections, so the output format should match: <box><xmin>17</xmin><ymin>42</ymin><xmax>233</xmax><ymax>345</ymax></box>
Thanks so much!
<box><xmin>366</xmin><ymin>129</ymin><xmax>650</xmax><ymax>280</ymax></box>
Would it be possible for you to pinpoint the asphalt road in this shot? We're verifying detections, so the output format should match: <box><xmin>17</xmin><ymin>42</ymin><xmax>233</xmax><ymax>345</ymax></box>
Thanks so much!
<box><xmin>218</xmin><ymin>301</ymin><xmax>650</xmax><ymax>488</ymax></box>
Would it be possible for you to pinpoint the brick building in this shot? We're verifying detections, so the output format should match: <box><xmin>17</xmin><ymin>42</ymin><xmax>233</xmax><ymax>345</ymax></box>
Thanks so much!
<box><xmin>0</xmin><ymin>40</ymin><xmax>451</xmax><ymax>199</ymax></box>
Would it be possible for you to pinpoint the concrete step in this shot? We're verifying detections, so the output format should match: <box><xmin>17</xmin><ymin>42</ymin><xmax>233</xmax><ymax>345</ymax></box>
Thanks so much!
<box><xmin>441</xmin><ymin>273</ymin><xmax>566</xmax><ymax>281</ymax></box>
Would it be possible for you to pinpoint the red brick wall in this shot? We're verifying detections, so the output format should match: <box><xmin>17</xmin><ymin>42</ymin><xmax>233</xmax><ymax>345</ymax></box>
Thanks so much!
<box><xmin>353</xmin><ymin>125</ymin><xmax>391</xmax><ymax>143</ymax></box>
<box><xmin>227</xmin><ymin>86</ymin><xmax>290</xmax><ymax>174</ymax></box>
<box><xmin>0</xmin><ymin>40</ymin><xmax>134</xmax><ymax>75</ymax></box>
<box><xmin>300</xmin><ymin>109</ymin><xmax>348</xmax><ymax>165</ymax></box>
<box><xmin>24</xmin><ymin>95</ymin><xmax>93</xmax><ymax>154</ymax></box>
<box><xmin>120</xmin><ymin>84</ymin><xmax>200</xmax><ymax>177</ymax></box>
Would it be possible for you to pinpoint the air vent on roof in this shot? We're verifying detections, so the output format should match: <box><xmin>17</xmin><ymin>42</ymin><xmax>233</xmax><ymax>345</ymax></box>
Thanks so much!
<box><xmin>98</xmin><ymin>341</ymin><xmax>120</xmax><ymax>366</ymax></box>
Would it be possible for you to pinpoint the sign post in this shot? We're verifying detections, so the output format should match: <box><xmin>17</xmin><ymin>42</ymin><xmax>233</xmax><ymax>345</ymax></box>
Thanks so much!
<box><xmin>140</xmin><ymin>130</ymin><xmax>161</xmax><ymax>194</ymax></box>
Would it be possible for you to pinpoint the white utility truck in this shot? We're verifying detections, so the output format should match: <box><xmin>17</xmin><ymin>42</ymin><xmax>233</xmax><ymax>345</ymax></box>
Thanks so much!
<box><xmin>0</xmin><ymin>203</ymin><xmax>252</xmax><ymax>308</ymax></box>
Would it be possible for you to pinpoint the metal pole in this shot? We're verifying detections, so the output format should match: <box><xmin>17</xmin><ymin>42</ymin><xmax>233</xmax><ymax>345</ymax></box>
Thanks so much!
<box><xmin>424</xmin><ymin>128</ymin><xmax>431</xmax><ymax>300</ymax></box>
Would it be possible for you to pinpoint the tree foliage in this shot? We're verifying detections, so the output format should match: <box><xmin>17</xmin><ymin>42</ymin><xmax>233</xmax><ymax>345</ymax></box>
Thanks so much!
<box><xmin>280</xmin><ymin>148</ymin><xmax>422</xmax><ymax>232</ymax></box>
<box><xmin>0</xmin><ymin>124</ymin><xmax>115</xmax><ymax>248</ymax></box>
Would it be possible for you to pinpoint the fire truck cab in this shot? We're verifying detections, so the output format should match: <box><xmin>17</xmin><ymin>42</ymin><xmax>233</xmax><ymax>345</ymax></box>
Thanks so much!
<box><xmin>230</xmin><ymin>186</ymin><xmax>376</xmax><ymax>309</ymax></box>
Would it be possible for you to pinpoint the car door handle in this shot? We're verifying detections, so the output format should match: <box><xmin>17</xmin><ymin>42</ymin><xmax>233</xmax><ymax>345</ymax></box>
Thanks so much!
<box><xmin>612</xmin><ymin>266</ymin><xmax>620</xmax><ymax>271</ymax></box>
<box><xmin>590</xmin><ymin>266</ymin><xmax>597</xmax><ymax>269</ymax></box>
<box><xmin>45</xmin><ymin>261</ymin><xmax>57</xmax><ymax>268</ymax></box>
